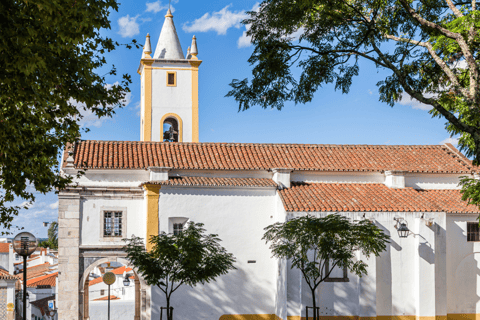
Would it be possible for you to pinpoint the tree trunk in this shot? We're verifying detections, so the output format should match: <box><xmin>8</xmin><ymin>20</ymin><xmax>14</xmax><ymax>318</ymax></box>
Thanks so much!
<box><xmin>311</xmin><ymin>287</ymin><xmax>317</xmax><ymax>320</ymax></box>
<box><xmin>166</xmin><ymin>295</ymin><xmax>172</xmax><ymax>320</ymax></box>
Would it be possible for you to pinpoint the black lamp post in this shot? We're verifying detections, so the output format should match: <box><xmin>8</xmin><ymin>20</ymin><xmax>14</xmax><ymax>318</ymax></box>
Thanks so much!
<box><xmin>12</xmin><ymin>232</ymin><xmax>37</xmax><ymax>320</ymax></box>
<box><xmin>394</xmin><ymin>217</ymin><xmax>410</xmax><ymax>238</ymax></box>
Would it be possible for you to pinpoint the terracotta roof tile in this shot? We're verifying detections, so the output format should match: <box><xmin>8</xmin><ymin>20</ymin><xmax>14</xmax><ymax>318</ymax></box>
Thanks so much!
<box><xmin>89</xmin><ymin>266</ymin><xmax>133</xmax><ymax>286</ymax></box>
<box><xmin>143</xmin><ymin>176</ymin><xmax>278</xmax><ymax>188</ymax></box>
<box><xmin>279</xmin><ymin>183</ymin><xmax>480</xmax><ymax>213</ymax></box>
<box><xmin>68</xmin><ymin>141</ymin><xmax>475</xmax><ymax>173</ymax></box>
<box><xmin>0</xmin><ymin>269</ymin><xmax>18</xmax><ymax>280</ymax></box>
<box><xmin>0</xmin><ymin>243</ymin><xmax>10</xmax><ymax>253</ymax></box>
<box><xmin>26</xmin><ymin>272</ymin><xmax>57</xmax><ymax>287</ymax></box>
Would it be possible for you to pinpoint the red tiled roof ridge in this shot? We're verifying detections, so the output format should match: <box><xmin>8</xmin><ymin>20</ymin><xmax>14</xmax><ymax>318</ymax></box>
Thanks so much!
<box><xmin>143</xmin><ymin>176</ymin><xmax>278</xmax><ymax>188</ymax></box>
<box><xmin>281</xmin><ymin>183</ymin><xmax>479</xmax><ymax>214</ymax></box>
<box><xmin>70</xmin><ymin>140</ymin><xmax>475</xmax><ymax>173</ymax></box>
<box><xmin>26</xmin><ymin>272</ymin><xmax>58</xmax><ymax>287</ymax></box>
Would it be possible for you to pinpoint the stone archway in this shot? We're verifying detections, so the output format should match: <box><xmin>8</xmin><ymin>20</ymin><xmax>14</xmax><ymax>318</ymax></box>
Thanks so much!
<box><xmin>79</xmin><ymin>257</ymin><xmax>147</xmax><ymax>320</ymax></box>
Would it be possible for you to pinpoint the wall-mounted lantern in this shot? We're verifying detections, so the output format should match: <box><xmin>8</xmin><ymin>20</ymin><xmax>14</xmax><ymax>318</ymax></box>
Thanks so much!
<box><xmin>123</xmin><ymin>274</ymin><xmax>131</xmax><ymax>287</ymax></box>
<box><xmin>394</xmin><ymin>217</ymin><xmax>410</xmax><ymax>238</ymax></box>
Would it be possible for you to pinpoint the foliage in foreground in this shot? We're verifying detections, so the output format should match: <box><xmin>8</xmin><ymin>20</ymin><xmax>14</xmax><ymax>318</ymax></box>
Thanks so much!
<box><xmin>226</xmin><ymin>0</ymin><xmax>480</xmax><ymax>210</ymax></box>
<box><xmin>263</xmin><ymin>214</ymin><xmax>389</xmax><ymax>320</ymax></box>
<box><xmin>0</xmin><ymin>0</ymin><xmax>136</xmax><ymax>230</ymax></box>
<box><xmin>123</xmin><ymin>222</ymin><xmax>236</xmax><ymax>320</ymax></box>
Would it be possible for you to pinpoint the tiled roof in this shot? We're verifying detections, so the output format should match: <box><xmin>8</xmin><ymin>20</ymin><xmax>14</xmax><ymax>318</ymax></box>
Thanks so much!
<box><xmin>26</xmin><ymin>272</ymin><xmax>58</xmax><ymax>288</ymax></box>
<box><xmin>89</xmin><ymin>266</ymin><xmax>133</xmax><ymax>286</ymax></box>
<box><xmin>17</xmin><ymin>263</ymin><xmax>52</xmax><ymax>281</ymax></box>
<box><xmin>279</xmin><ymin>183</ymin><xmax>480</xmax><ymax>213</ymax></box>
<box><xmin>93</xmin><ymin>295</ymin><xmax>120</xmax><ymax>301</ymax></box>
<box><xmin>0</xmin><ymin>243</ymin><xmax>10</xmax><ymax>253</ymax></box>
<box><xmin>30</xmin><ymin>295</ymin><xmax>56</xmax><ymax>316</ymax></box>
<box><xmin>145</xmin><ymin>176</ymin><xmax>278</xmax><ymax>188</ymax></box>
<box><xmin>0</xmin><ymin>269</ymin><xmax>18</xmax><ymax>280</ymax></box>
<box><xmin>68</xmin><ymin>141</ymin><xmax>474</xmax><ymax>173</ymax></box>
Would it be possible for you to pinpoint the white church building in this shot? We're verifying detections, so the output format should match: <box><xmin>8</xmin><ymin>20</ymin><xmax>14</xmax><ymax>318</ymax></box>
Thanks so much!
<box><xmin>57</xmin><ymin>9</ymin><xmax>480</xmax><ymax>320</ymax></box>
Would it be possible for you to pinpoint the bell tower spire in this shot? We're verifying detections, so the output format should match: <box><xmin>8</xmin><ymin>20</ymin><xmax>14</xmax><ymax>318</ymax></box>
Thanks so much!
<box><xmin>138</xmin><ymin>11</ymin><xmax>202</xmax><ymax>142</ymax></box>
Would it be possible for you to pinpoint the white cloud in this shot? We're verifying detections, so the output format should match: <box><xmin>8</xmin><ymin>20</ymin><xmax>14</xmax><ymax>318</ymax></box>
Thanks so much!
<box><xmin>237</xmin><ymin>30</ymin><xmax>251</xmax><ymax>48</ymax></box>
<box><xmin>398</xmin><ymin>93</ymin><xmax>433</xmax><ymax>111</ymax></box>
<box><xmin>48</xmin><ymin>201</ymin><xmax>59</xmax><ymax>210</ymax></box>
<box><xmin>118</xmin><ymin>15</ymin><xmax>140</xmax><ymax>38</ymax></box>
<box><xmin>145</xmin><ymin>1</ymin><xmax>169</xmax><ymax>13</ymax></box>
<box><xmin>70</xmin><ymin>82</ymin><xmax>132</xmax><ymax>129</ymax></box>
<box><xmin>183</xmin><ymin>5</ymin><xmax>248</xmax><ymax>35</ymax></box>
<box><xmin>441</xmin><ymin>137</ymin><xmax>459</xmax><ymax>145</ymax></box>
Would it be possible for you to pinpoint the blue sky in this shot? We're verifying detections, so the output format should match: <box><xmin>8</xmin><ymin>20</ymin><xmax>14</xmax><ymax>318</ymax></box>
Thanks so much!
<box><xmin>4</xmin><ymin>0</ymin><xmax>458</xmax><ymax>237</ymax></box>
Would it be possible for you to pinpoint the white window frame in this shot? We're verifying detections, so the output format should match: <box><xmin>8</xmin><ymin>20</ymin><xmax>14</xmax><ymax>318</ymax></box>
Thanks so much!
<box><xmin>100</xmin><ymin>207</ymin><xmax>127</xmax><ymax>241</ymax></box>
<box><xmin>169</xmin><ymin>217</ymin><xmax>189</xmax><ymax>235</ymax></box>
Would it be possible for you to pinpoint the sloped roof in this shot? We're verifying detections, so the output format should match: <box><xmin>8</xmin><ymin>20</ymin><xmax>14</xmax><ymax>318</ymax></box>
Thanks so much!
<box><xmin>68</xmin><ymin>141</ymin><xmax>474</xmax><ymax>174</ymax></box>
<box><xmin>0</xmin><ymin>243</ymin><xmax>10</xmax><ymax>253</ymax></box>
<box><xmin>89</xmin><ymin>266</ymin><xmax>133</xmax><ymax>286</ymax></box>
<box><xmin>0</xmin><ymin>269</ymin><xmax>18</xmax><ymax>280</ymax></box>
<box><xmin>279</xmin><ymin>183</ymin><xmax>480</xmax><ymax>213</ymax></box>
<box><xmin>26</xmin><ymin>272</ymin><xmax>58</xmax><ymax>288</ymax></box>
<box><xmin>145</xmin><ymin>176</ymin><xmax>278</xmax><ymax>188</ymax></box>
<box><xmin>30</xmin><ymin>295</ymin><xmax>55</xmax><ymax>316</ymax></box>
<box><xmin>153</xmin><ymin>9</ymin><xmax>184</xmax><ymax>59</ymax></box>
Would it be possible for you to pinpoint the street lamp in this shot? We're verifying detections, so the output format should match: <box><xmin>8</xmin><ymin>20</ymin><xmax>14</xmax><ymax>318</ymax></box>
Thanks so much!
<box><xmin>13</xmin><ymin>232</ymin><xmax>37</xmax><ymax>320</ymax></box>
<box><xmin>394</xmin><ymin>217</ymin><xmax>410</xmax><ymax>238</ymax></box>
<box><xmin>123</xmin><ymin>274</ymin><xmax>131</xmax><ymax>286</ymax></box>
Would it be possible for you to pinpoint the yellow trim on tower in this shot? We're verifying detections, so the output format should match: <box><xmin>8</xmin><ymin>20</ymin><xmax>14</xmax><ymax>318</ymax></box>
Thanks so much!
<box><xmin>219</xmin><ymin>315</ymin><xmax>278</xmax><ymax>320</ymax></box>
<box><xmin>142</xmin><ymin>60</ymin><xmax>153</xmax><ymax>141</ymax></box>
<box><xmin>166</xmin><ymin>71</ymin><xmax>177</xmax><ymax>87</ymax></box>
<box><xmin>143</xmin><ymin>184</ymin><xmax>161</xmax><ymax>251</ymax></box>
<box><xmin>189</xmin><ymin>60</ymin><xmax>202</xmax><ymax>143</ymax></box>
<box><xmin>160</xmin><ymin>113</ymin><xmax>183</xmax><ymax>142</ymax></box>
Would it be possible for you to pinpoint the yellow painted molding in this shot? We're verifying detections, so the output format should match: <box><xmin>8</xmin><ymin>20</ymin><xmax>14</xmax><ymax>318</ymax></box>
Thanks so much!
<box><xmin>142</xmin><ymin>62</ymin><xmax>153</xmax><ymax>141</ymax></box>
<box><xmin>152</xmin><ymin>67</ymin><xmax>196</xmax><ymax>71</ymax></box>
<box><xmin>189</xmin><ymin>60</ymin><xmax>203</xmax><ymax>68</ymax></box>
<box><xmin>166</xmin><ymin>71</ymin><xmax>177</xmax><ymax>87</ymax></box>
<box><xmin>143</xmin><ymin>184</ymin><xmax>161</xmax><ymax>251</ymax></box>
<box><xmin>286</xmin><ymin>316</ymin><xmax>449</xmax><ymax>320</ymax></box>
<box><xmin>160</xmin><ymin>113</ymin><xmax>183</xmax><ymax>142</ymax></box>
<box><xmin>190</xmin><ymin>62</ymin><xmax>200</xmax><ymax>143</ymax></box>
<box><xmin>219</xmin><ymin>315</ymin><xmax>277</xmax><ymax>320</ymax></box>
<box><xmin>447</xmin><ymin>314</ymin><xmax>480</xmax><ymax>320</ymax></box>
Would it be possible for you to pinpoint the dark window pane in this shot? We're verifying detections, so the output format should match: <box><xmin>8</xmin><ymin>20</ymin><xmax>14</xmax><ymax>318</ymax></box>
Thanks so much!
<box><xmin>467</xmin><ymin>222</ymin><xmax>480</xmax><ymax>242</ymax></box>
<box><xmin>168</xmin><ymin>73</ymin><xmax>175</xmax><ymax>85</ymax></box>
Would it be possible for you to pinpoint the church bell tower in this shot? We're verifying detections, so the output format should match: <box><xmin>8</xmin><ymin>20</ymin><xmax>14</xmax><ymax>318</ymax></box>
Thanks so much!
<box><xmin>138</xmin><ymin>9</ymin><xmax>201</xmax><ymax>142</ymax></box>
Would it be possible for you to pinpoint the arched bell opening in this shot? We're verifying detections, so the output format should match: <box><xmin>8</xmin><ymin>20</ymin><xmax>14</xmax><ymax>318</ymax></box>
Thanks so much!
<box><xmin>160</xmin><ymin>113</ymin><xmax>183</xmax><ymax>142</ymax></box>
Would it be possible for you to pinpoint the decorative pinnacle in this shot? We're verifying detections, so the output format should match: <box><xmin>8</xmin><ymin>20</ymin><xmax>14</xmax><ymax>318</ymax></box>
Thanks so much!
<box><xmin>144</xmin><ymin>33</ymin><xmax>152</xmax><ymax>55</ymax></box>
<box><xmin>190</xmin><ymin>35</ymin><xmax>198</xmax><ymax>57</ymax></box>
<box><xmin>165</xmin><ymin>8</ymin><xmax>173</xmax><ymax>18</ymax></box>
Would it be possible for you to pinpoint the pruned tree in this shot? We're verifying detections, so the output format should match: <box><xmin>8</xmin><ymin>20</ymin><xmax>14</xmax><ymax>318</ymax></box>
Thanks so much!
<box><xmin>123</xmin><ymin>222</ymin><xmax>236</xmax><ymax>320</ymax></box>
<box><xmin>226</xmin><ymin>0</ymin><xmax>480</xmax><ymax>208</ymax></box>
<box><xmin>0</xmin><ymin>0</ymin><xmax>138</xmax><ymax>230</ymax></box>
<box><xmin>263</xmin><ymin>214</ymin><xmax>389</xmax><ymax>320</ymax></box>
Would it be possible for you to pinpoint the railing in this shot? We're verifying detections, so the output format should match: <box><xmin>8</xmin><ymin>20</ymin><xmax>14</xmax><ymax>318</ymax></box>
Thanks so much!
<box><xmin>160</xmin><ymin>306</ymin><xmax>174</xmax><ymax>320</ymax></box>
<box><xmin>305</xmin><ymin>306</ymin><xmax>320</xmax><ymax>320</ymax></box>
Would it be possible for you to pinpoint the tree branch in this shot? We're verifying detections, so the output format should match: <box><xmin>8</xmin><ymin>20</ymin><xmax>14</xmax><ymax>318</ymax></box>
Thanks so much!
<box><xmin>398</xmin><ymin>0</ymin><xmax>479</xmax><ymax>102</ymax></box>
<box><xmin>445</xmin><ymin>0</ymin><xmax>465</xmax><ymax>17</ymax></box>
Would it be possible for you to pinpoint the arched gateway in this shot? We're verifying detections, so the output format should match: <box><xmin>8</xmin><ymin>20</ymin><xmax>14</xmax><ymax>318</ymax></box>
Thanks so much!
<box><xmin>79</xmin><ymin>257</ymin><xmax>147</xmax><ymax>320</ymax></box>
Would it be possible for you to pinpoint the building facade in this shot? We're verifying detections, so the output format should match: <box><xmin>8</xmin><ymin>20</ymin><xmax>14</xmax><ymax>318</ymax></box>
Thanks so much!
<box><xmin>57</xmin><ymin>10</ymin><xmax>480</xmax><ymax>320</ymax></box>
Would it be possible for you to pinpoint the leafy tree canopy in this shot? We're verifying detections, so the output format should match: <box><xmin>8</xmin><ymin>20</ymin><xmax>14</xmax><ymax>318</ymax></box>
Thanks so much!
<box><xmin>37</xmin><ymin>221</ymin><xmax>58</xmax><ymax>249</ymax></box>
<box><xmin>227</xmin><ymin>0</ymin><xmax>479</xmax><ymax>160</ymax></box>
<box><xmin>263</xmin><ymin>214</ymin><xmax>389</xmax><ymax>320</ymax></box>
<box><xmin>0</xmin><ymin>0</ymin><xmax>136</xmax><ymax>230</ymax></box>
<box><xmin>123</xmin><ymin>222</ymin><xmax>236</xmax><ymax>320</ymax></box>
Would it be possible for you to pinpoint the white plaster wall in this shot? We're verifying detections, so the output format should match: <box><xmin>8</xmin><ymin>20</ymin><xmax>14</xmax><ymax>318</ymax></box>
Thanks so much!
<box><xmin>285</xmin><ymin>211</ymin><xmax>446</xmax><ymax>318</ymax></box>
<box><xmin>446</xmin><ymin>214</ymin><xmax>480</xmax><ymax>315</ymax></box>
<box><xmin>405</xmin><ymin>173</ymin><xmax>467</xmax><ymax>190</ymax></box>
<box><xmin>154</xmin><ymin>186</ymin><xmax>278</xmax><ymax>319</ymax></box>
<box><xmin>150</xmin><ymin>62</ymin><xmax>193</xmax><ymax>142</ymax></box>
<box><xmin>80</xmin><ymin>198</ymin><xmax>145</xmax><ymax>246</ymax></box>
<box><xmin>291</xmin><ymin>172</ymin><xmax>385</xmax><ymax>184</ymax></box>
<box><xmin>74</xmin><ymin>170</ymin><xmax>149</xmax><ymax>187</ymax></box>
<box><xmin>89</xmin><ymin>276</ymin><xmax>135</xmax><ymax>301</ymax></box>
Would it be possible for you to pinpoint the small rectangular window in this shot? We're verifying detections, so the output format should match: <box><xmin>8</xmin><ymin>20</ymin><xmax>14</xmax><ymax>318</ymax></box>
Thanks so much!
<box><xmin>173</xmin><ymin>223</ymin><xmax>183</xmax><ymax>235</ymax></box>
<box><xmin>324</xmin><ymin>259</ymin><xmax>349</xmax><ymax>282</ymax></box>
<box><xmin>104</xmin><ymin>211</ymin><xmax>122</xmax><ymax>237</ymax></box>
<box><xmin>101</xmin><ymin>289</ymin><xmax>105</xmax><ymax>296</ymax></box>
<box><xmin>467</xmin><ymin>222</ymin><xmax>480</xmax><ymax>241</ymax></box>
<box><xmin>167</xmin><ymin>72</ymin><xmax>176</xmax><ymax>86</ymax></box>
